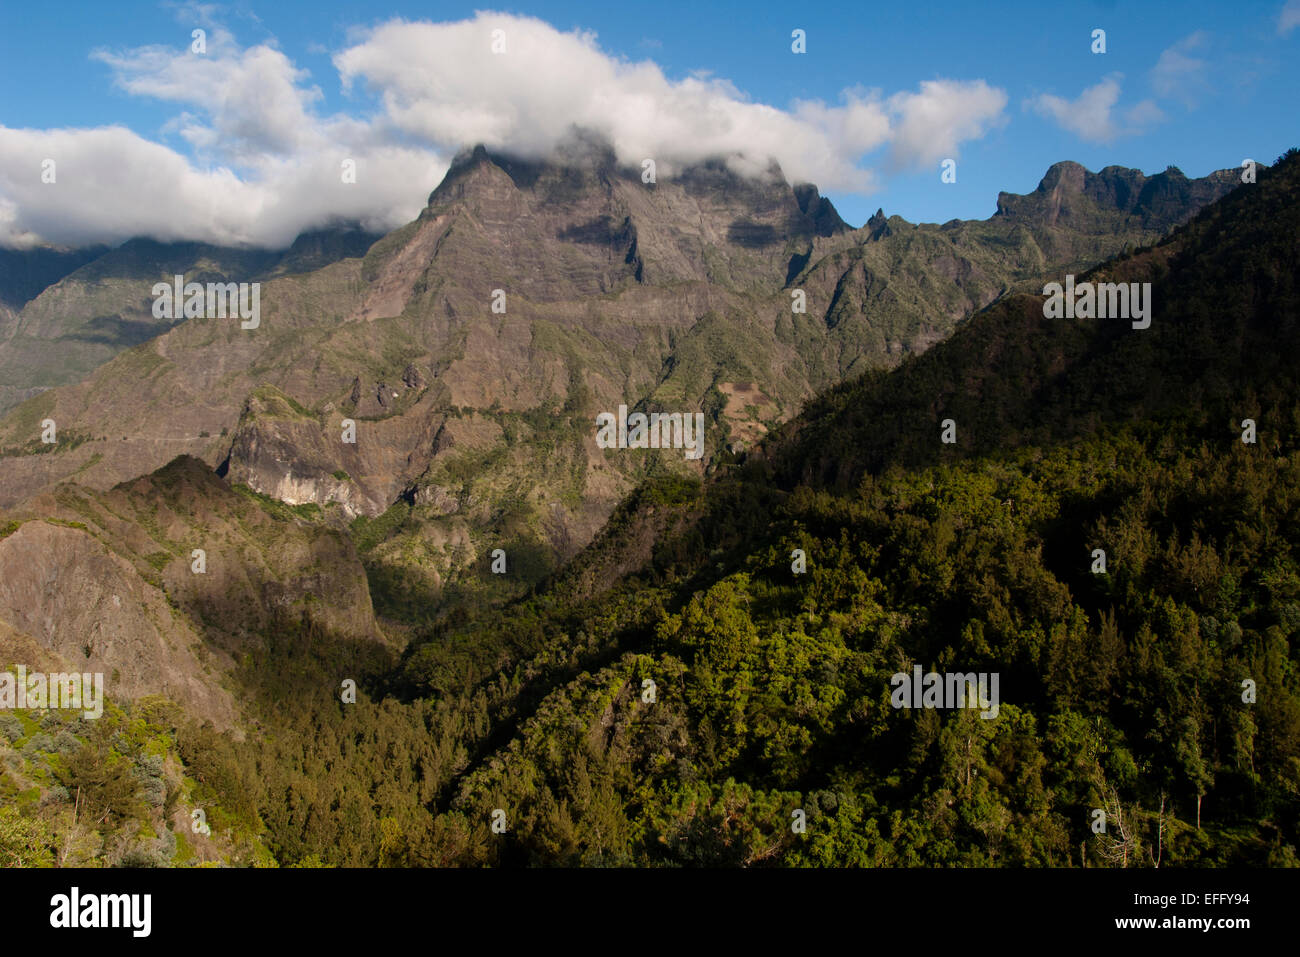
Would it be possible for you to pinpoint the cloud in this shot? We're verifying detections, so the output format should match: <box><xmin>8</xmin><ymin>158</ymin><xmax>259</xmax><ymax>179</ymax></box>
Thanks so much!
<box><xmin>0</xmin><ymin>11</ymin><xmax>1008</xmax><ymax>249</ymax></box>
<box><xmin>1124</xmin><ymin>99</ymin><xmax>1167</xmax><ymax>128</ymax></box>
<box><xmin>1027</xmin><ymin>76</ymin><xmax>1161</xmax><ymax>143</ymax></box>
<box><xmin>1</xmin><ymin>8</ymin><xmax>441</xmax><ymax>249</ymax></box>
<box><xmin>1281</xmin><ymin>0</ymin><xmax>1300</xmax><ymax>35</ymax></box>
<box><xmin>1151</xmin><ymin>32</ymin><xmax>1210</xmax><ymax>107</ymax></box>
<box><xmin>336</xmin><ymin>16</ymin><xmax>1007</xmax><ymax>187</ymax></box>
<box><xmin>0</xmin><ymin>125</ymin><xmax>437</xmax><ymax>249</ymax></box>
<box><xmin>884</xmin><ymin>79</ymin><xmax>1008</xmax><ymax>169</ymax></box>
<box><xmin>94</xmin><ymin>39</ymin><xmax>321</xmax><ymax>161</ymax></box>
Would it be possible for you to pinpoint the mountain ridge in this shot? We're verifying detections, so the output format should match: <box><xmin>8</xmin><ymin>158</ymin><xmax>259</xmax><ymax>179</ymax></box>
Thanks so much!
<box><xmin>0</xmin><ymin>147</ymin><xmax>1246</xmax><ymax>615</ymax></box>
<box><xmin>1</xmin><ymin>149</ymin><xmax>1294</xmax><ymax>869</ymax></box>
<box><xmin>0</xmin><ymin>225</ymin><xmax>384</xmax><ymax>415</ymax></box>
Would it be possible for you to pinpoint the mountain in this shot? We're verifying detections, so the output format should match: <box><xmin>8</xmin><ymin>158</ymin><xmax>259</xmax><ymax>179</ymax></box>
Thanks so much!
<box><xmin>0</xmin><ymin>227</ymin><xmax>382</xmax><ymax>414</ymax></box>
<box><xmin>993</xmin><ymin>160</ymin><xmax>1240</xmax><ymax>235</ymax></box>
<box><xmin>0</xmin><ymin>148</ymin><xmax>1292</xmax><ymax>869</ymax></box>
<box><xmin>0</xmin><ymin>244</ymin><xmax>108</xmax><ymax>311</ymax></box>
<box><xmin>373</xmin><ymin>146</ymin><xmax>1299</xmax><ymax>866</ymax></box>
<box><xmin>769</xmin><ymin>157</ymin><xmax>1297</xmax><ymax>489</ymax></box>
<box><xmin>0</xmin><ymin>453</ymin><xmax>384</xmax><ymax>724</ymax></box>
<box><xmin>0</xmin><ymin>142</ymin><xmax>1242</xmax><ymax>617</ymax></box>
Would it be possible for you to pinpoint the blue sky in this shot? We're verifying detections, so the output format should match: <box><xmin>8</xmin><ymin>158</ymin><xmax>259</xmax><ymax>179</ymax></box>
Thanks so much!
<box><xmin>0</xmin><ymin>0</ymin><xmax>1297</xmax><ymax>247</ymax></box>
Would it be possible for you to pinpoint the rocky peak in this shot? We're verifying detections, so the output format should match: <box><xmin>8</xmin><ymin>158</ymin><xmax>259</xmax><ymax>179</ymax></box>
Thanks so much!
<box><xmin>425</xmin><ymin>145</ymin><xmax>524</xmax><ymax>209</ymax></box>
<box><xmin>1035</xmin><ymin>160</ymin><xmax>1090</xmax><ymax>193</ymax></box>
<box><xmin>424</xmin><ymin>131</ymin><xmax>847</xmax><ymax>241</ymax></box>
<box><xmin>865</xmin><ymin>207</ymin><xmax>892</xmax><ymax>240</ymax></box>
<box><xmin>793</xmin><ymin>183</ymin><xmax>851</xmax><ymax>237</ymax></box>
<box><xmin>375</xmin><ymin>131</ymin><xmax>855</xmax><ymax>308</ymax></box>
<box><xmin>994</xmin><ymin>159</ymin><xmax>1238</xmax><ymax>231</ymax></box>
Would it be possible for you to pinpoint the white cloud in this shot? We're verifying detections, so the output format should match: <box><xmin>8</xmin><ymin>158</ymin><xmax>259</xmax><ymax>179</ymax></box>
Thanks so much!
<box><xmin>1125</xmin><ymin>99</ymin><xmax>1167</xmax><ymax>128</ymax></box>
<box><xmin>1280</xmin><ymin>0</ymin><xmax>1300</xmax><ymax>35</ymax></box>
<box><xmin>333</xmin><ymin>15</ymin><xmax>885</xmax><ymax>188</ymax></box>
<box><xmin>1027</xmin><ymin>76</ymin><xmax>1161</xmax><ymax>143</ymax></box>
<box><xmin>1028</xmin><ymin>78</ymin><xmax>1124</xmax><ymax>143</ymax></box>
<box><xmin>334</xmin><ymin>16</ymin><xmax>1006</xmax><ymax>190</ymax></box>
<box><xmin>0</xmin><ymin>124</ymin><xmax>437</xmax><ymax>249</ymax></box>
<box><xmin>1151</xmin><ymin>32</ymin><xmax>1210</xmax><ymax>107</ymax></box>
<box><xmin>885</xmin><ymin>80</ymin><xmax>1008</xmax><ymax>169</ymax></box>
<box><xmin>94</xmin><ymin>36</ymin><xmax>320</xmax><ymax>161</ymax></box>
<box><xmin>0</xmin><ymin>11</ymin><xmax>1009</xmax><ymax>249</ymax></box>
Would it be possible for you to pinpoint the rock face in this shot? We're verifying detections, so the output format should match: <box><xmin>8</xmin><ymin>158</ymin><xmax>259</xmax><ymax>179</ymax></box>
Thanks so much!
<box><xmin>0</xmin><ymin>520</ymin><xmax>238</xmax><ymax>727</ymax></box>
<box><xmin>0</xmin><ymin>454</ymin><xmax>384</xmax><ymax>724</ymax></box>
<box><xmin>0</xmin><ymin>227</ymin><xmax>382</xmax><ymax>416</ymax></box>
<box><xmin>0</xmin><ymin>244</ymin><xmax>107</xmax><ymax>311</ymax></box>
<box><xmin>0</xmin><ymin>140</ymin><xmax>1247</xmax><ymax>597</ymax></box>
<box><xmin>865</xmin><ymin>208</ymin><xmax>892</xmax><ymax>241</ymax></box>
<box><xmin>994</xmin><ymin>161</ymin><xmax>1238</xmax><ymax>232</ymax></box>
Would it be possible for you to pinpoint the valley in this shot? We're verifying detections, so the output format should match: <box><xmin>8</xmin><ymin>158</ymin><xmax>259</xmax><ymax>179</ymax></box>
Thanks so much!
<box><xmin>1</xmin><ymin>134</ymin><xmax>1295</xmax><ymax>870</ymax></box>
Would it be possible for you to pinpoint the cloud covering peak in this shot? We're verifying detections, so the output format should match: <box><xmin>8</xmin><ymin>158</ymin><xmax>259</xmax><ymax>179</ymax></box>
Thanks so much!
<box><xmin>0</xmin><ymin>11</ymin><xmax>1008</xmax><ymax>250</ymax></box>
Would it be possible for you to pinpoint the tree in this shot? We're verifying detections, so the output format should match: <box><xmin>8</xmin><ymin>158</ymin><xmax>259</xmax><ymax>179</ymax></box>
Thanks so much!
<box><xmin>0</xmin><ymin>805</ymin><xmax>53</xmax><ymax>867</ymax></box>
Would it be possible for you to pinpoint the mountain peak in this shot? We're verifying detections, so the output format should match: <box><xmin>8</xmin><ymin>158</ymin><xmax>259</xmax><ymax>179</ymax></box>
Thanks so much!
<box><xmin>1037</xmin><ymin>159</ymin><xmax>1089</xmax><ymax>189</ymax></box>
<box><xmin>792</xmin><ymin>183</ymin><xmax>850</xmax><ymax>237</ymax></box>
<box><xmin>865</xmin><ymin>207</ymin><xmax>891</xmax><ymax>239</ymax></box>
<box><xmin>994</xmin><ymin>159</ymin><xmax>1238</xmax><ymax>231</ymax></box>
<box><xmin>422</xmin><ymin>131</ymin><xmax>849</xmax><ymax>243</ymax></box>
<box><xmin>426</xmin><ymin>145</ymin><xmax>521</xmax><ymax>207</ymax></box>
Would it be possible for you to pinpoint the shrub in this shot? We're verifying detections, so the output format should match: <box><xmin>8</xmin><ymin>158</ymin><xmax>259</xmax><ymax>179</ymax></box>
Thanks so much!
<box><xmin>136</xmin><ymin>754</ymin><xmax>165</xmax><ymax>777</ymax></box>
<box><xmin>22</xmin><ymin>733</ymin><xmax>56</xmax><ymax>755</ymax></box>
<box><xmin>139</xmin><ymin>777</ymin><xmax>166</xmax><ymax>808</ymax></box>
<box><xmin>0</xmin><ymin>714</ymin><xmax>23</xmax><ymax>742</ymax></box>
